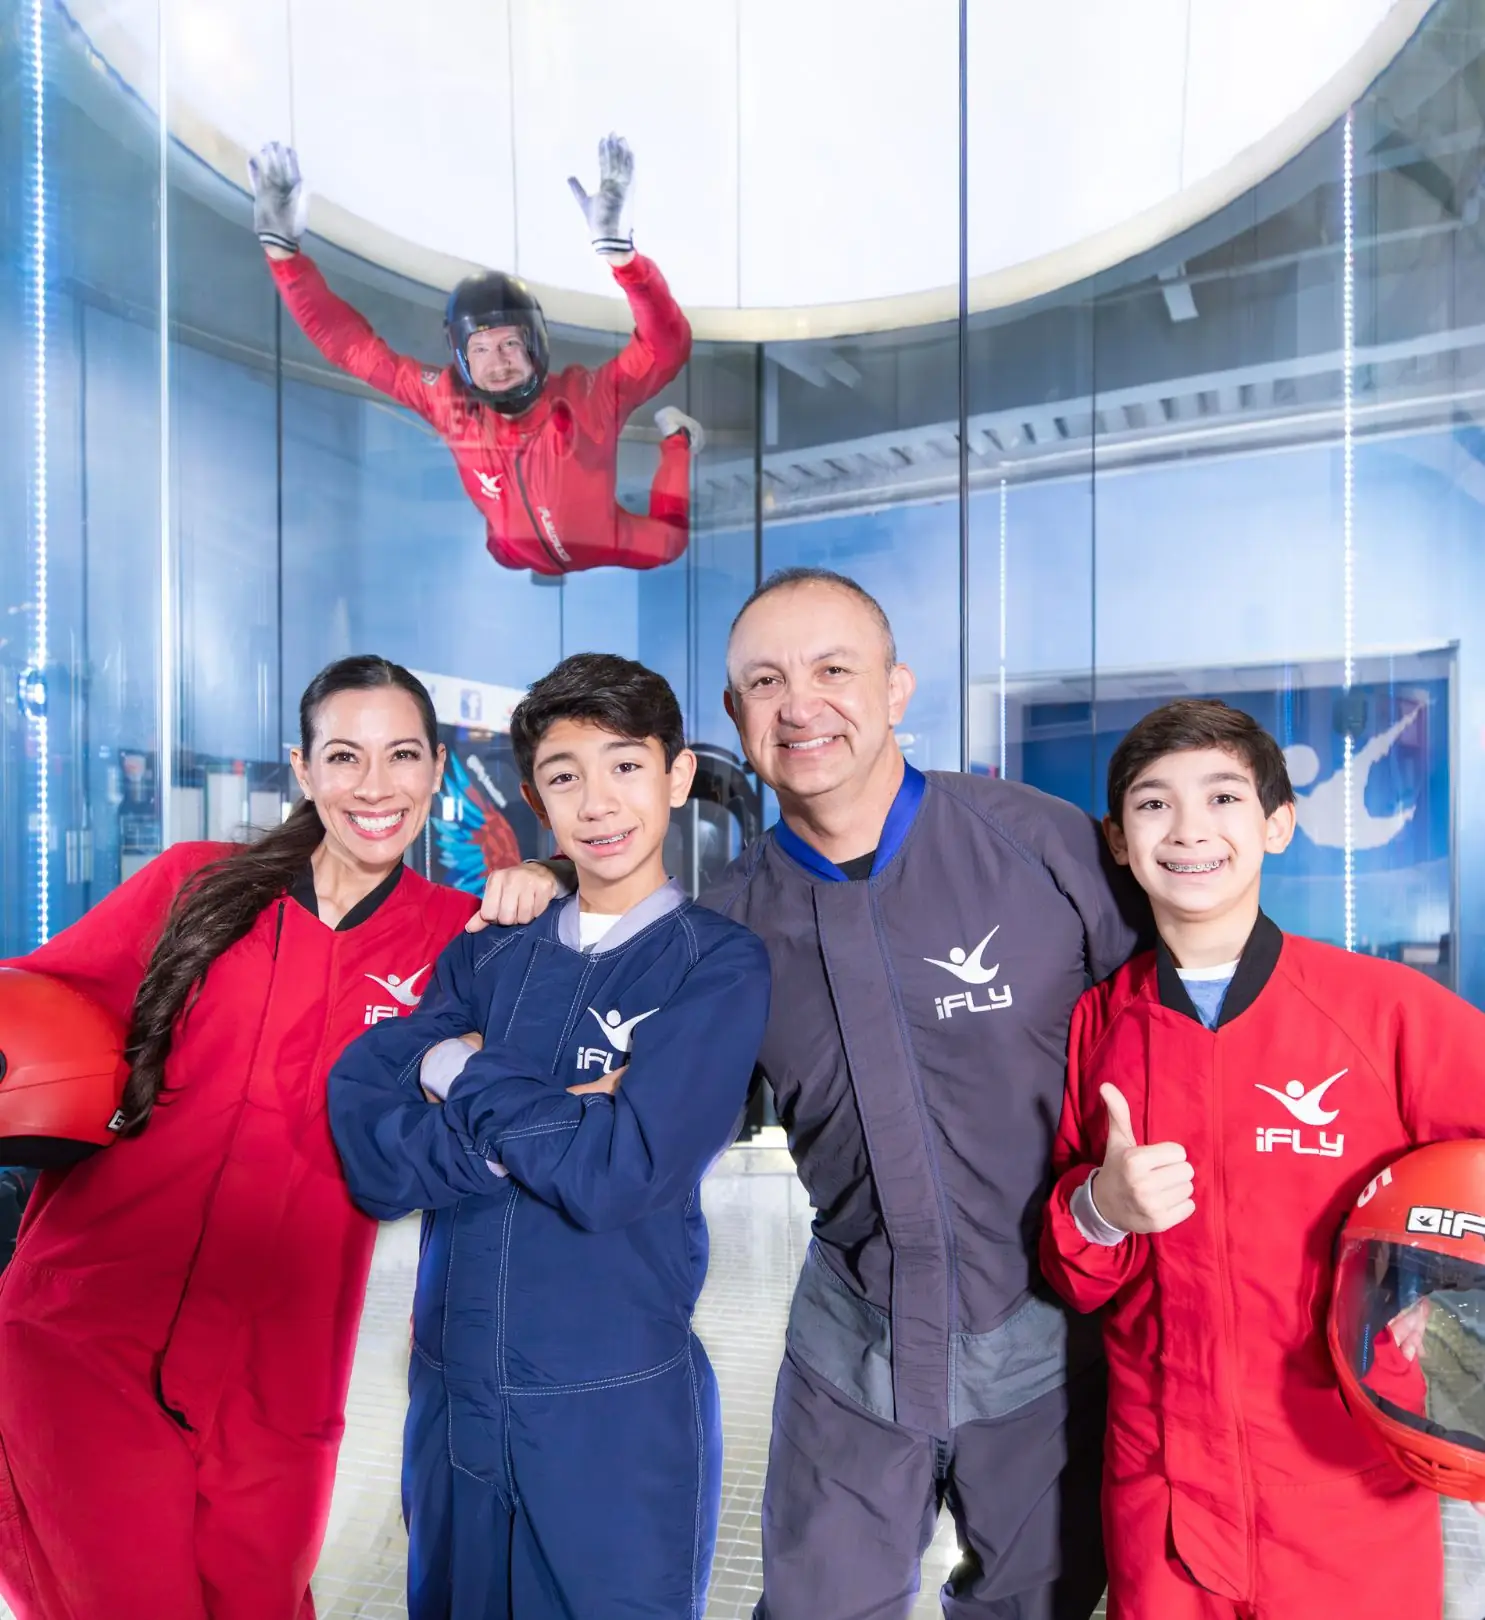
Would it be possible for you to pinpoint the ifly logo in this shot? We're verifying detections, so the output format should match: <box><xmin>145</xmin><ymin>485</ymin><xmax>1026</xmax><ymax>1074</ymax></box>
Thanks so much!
<box><xmin>935</xmin><ymin>987</ymin><xmax>1014</xmax><ymax>1020</ymax></box>
<box><xmin>366</xmin><ymin>966</ymin><xmax>432</xmax><ymax>1008</ymax></box>
<box><xmin>924</xmin><ymin>927</ymin><xmax>1000</xmax><ymax>985</ymax></box>
<box><xmin>1254</xmin><ymin>1069</ymin><xmax>1346</xmax><ymax>1126</ymax></box>
<box><xmin>364</xmin><ymin>964</ymin><xmax>432</xmax><ymax>1025</ymax></box>
<box><xmin>1253</xmin><ymin>1067</ymin><xmax>1345</xmax><ymax>1156</ymax></box>
<box><xmin>1254</xmin><ymin>1127</ymin><xmax>1344</xmax><ymax>1158</ymax></box>
<box><xmin>926</xmin><ymin>926</ymin><xmax>1013</xmax><ymax>1017</ymax></box>
<box><xmin>577</xmin><ymin>1006</ymin><xmax>658</xmax><ymax>1074</ymax></box>
<box><xmin>475</xmin><ymin>470</ymin><xmax>504</xmax><ymax>501</ymax></box>
<box><xmin>1406</xmin><ymin>1206</ymin><xmax>1485</xmax><ymax>1241</ymax></box>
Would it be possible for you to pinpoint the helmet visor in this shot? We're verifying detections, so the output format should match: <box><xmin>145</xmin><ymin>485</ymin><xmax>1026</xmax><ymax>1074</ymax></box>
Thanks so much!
<box><xmin>449</xmin><ymin>309</ymin><xmax>533</xmax><ymax>350</ymax></box>
<box><xmin>1334</xmin><ymin>1235</ymin><xmax>1485</xmax><ymax>1454</ymax></box>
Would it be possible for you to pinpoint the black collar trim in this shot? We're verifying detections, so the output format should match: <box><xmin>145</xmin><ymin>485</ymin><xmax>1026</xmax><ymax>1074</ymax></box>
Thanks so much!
<box><xmin>288</xmin><ymin>861</ymin><xmax>405</xmax><ymax>932</ymax></box>
<box><xmin>1154</xmin><ymin>911</ymin><xmax>1283</xmax><ymax>1028</ymax></box>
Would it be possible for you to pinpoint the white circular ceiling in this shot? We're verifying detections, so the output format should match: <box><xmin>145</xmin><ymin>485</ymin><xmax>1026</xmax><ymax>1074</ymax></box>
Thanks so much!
<box><xmin>70</xmin><ymin>0</ymin><xmax>1429</xmax><ymax>337</ymax></box>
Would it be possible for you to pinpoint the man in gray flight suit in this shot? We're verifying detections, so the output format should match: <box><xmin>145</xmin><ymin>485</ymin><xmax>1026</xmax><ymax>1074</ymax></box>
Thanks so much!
<box><xmin>480</xmin><ymin>567</ymin><xmax>1142</xmax><ymax>1618</ymax></box>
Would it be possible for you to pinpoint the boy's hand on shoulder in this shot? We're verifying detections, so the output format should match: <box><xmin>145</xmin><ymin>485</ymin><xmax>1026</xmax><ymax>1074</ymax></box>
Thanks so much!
<box><xmin>568</xmin><ymin>1064</ymin><xmax>626</xmax><ymax>1097</ymax></box>
<box><xmin>467</xmin><ymin>862</ymin><xmax>563</xmax><ymax>931</ymax></box>
<box><xmin>1091</xmin><ymin>1083</ymin><xmax>1195</xmax><ymax>1235</ymax></box>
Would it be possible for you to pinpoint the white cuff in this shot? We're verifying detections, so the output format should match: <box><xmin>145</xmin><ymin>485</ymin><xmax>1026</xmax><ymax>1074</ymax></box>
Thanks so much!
<box><xmin>419</xmin><ymin>1042</ymin><xmax>507</xmax><ymax>1176</ymax></box>
<box><xmin>420</xmin><ymin>1038</ymin><xmax>473</xmax><ymax>1102</ymax></box>
<box><xmin>1070</xmin><ymin>1172</ymin><xmax>1129</xmax><ymax>1247</ymax></box>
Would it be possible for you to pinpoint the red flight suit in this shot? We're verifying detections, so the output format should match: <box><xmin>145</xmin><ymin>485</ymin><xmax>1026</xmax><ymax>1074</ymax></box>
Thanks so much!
<box><xmin>1039</xmin><ymin>913</ymin><xmax>1485</xmax><ymax>1619</ymax></box>
<box><xmin>0</xmin><ymin>844</ymin><xmax>475</xmax><ymax>1620</ymax></box>
<box><xmin>270</xmin><ymin>252</ymin><xmax>693</xmax><ymax>575</ymax></box>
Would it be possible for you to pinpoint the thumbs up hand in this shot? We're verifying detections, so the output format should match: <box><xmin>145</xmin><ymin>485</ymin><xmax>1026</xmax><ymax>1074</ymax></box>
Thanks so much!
<box><xmin>1089</xmin><ymin>1083</ymin><xmax>1196</xmax><ymax>1235</ymax></box>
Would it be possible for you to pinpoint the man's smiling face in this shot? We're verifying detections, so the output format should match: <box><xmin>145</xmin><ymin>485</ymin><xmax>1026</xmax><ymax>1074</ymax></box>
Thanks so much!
<box><xmin>724</xmin><ymin>581</ymin><xmax>914</xmax><ymax>810</ymax></box>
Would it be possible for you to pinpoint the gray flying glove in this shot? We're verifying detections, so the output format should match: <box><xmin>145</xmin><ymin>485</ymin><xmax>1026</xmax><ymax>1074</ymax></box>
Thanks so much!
<box><xmin>247</xmin><ymin>141</ymin><xmax>310</xmax><ymax>255</ymax></box>
<box><xmin>567</xmin><ymin>132</ymin><xmax>635</xmax><ymax>258</ymax></box>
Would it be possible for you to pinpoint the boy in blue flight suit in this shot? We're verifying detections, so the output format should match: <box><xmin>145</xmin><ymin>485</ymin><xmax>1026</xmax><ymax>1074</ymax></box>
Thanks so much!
<box><xmin>328</xmin><ymin>652</ymin><xmax>771</xmax><ymax>1620</ymax></box>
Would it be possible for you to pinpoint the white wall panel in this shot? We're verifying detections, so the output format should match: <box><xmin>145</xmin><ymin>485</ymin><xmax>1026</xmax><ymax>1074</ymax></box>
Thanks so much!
<box><xmin>167</xmin><ymin>0</ymin><xmax>293</xmax><ymax>156</ymax></box>
<box><xmin>738</xmin><ymin>0</ymin><xmax>960</xmax><ymax>308</ymax></box>
<box><xmin>1182</xmin><ymin>0</ymin><xmax>1396</xmax><ymax>185</ymax></box>
<box><xmin>292</xmin><ymin>0</ymin><xmax>519</xmax><ymax>273</ymax></box>
<box><xmin>509</xmin><ymin>0</ymin><xmax>740</xmax><ymax>307</ymax></box>
<box><xmin>967</xmin><ymin>0</ymin><xmax>1188</xmax><ymax>279</ymax></box>
<box><xmin>65</xmin><ymin>0</ymin><xmax>1426</xmax><ymax>327</ymax></box>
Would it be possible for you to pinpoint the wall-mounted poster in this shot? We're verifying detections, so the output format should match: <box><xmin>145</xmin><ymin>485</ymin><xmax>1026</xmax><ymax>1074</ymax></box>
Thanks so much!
<box><xmin>428</xmin><ymin>731</ymin><xmax>544</xmax><ymax>896</ymax></box>
<box><xmin>1015</xmin><ymin>650</ymin><xmax>1453</xmax><ymax>980</ymax></box>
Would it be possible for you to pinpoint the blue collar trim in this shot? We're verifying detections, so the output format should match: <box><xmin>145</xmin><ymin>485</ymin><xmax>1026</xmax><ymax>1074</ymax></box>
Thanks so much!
<box><xmin>771</xmin><ymin>764</ymin><xmax>926</xmax><ymax>882</ymax></box>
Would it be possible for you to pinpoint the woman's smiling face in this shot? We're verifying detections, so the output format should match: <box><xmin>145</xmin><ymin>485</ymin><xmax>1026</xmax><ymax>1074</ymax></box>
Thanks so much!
<box><xmin>290</xmin><ymin>686</ymin><xmax>444</xmax><ymax>878</ymax></box>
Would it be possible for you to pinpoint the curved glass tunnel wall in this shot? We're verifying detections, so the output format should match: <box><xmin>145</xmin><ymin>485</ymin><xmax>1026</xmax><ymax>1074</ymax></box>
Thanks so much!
<box><xmin>6</xmin><ymin>0</ymin><xmax>1485</xmax><ymax>1010</ymax></box>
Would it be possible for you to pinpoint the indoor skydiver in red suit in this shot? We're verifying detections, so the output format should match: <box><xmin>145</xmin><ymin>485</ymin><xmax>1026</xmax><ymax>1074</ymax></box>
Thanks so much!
<box><xmin>249</xmin><ymin>134</ymin><xmax>703</xmax><ymax>576</ymax></box>
<box><xmin>0</xmin><ymin>658</ymin><xmax>477</xmax><ymax>1620</ymax></box>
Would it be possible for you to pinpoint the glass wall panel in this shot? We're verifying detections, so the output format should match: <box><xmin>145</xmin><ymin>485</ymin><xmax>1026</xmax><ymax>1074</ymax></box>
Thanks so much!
<box><xmin>2</xmin><ymin>1</ymin><xmax>165</xmax><ymax>956</ymax></box>
<box><xmin>169</xmin><ymin>131</ymin><xmax>287</xmax><ymax>846</ymax></box>
<box><xmin>10</xmin><ymin>0</ymin><xmax>1485</xmax><ymax>1021</ymax></box>
<box><xmin>1052</xmin><ymin>0</ymin><xmax>1484</xmax><ymax>997</ymax></box>
<box><xmin>1080</xmin><ymin>131</ymin><xmax>1354</xmax><ymax>945</ymax></box>
<box><xmin>758</xmin><ymin>0</ymin><xmax>961</xmax><ymax>785</ymax></box>
<box><xmin>760</xmin><ymin>316</ymin><xmax>964</xmax><ymax>779</ymax></box>
<box><xmin>962</xmin><ymin>288</ymin><xmax>1098</xmax><ymax>798</ymax></box>
<box><xmin>1350</xmin><ymin>1</ymin><xmax>1485</xmax><ymax>1001</ymax></box>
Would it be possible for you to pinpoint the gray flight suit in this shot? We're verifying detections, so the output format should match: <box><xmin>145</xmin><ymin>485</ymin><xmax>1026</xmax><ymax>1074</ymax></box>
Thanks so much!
<box><xmin>702</xmin><ymin>765</ymin><xmax>1143</xmax><ymax>1619</ymax></box>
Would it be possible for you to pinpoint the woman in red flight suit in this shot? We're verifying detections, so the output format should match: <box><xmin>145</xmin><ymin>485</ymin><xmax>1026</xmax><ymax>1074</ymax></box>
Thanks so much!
<box><xmin>0</xmin><ymin>655</ymin><xmax>477</xmax><ymax>1620</ymax></box>
<box><xmin>248</xmin><ymin>134</ymin><xmax>703</xmax><ymax>576</ymax></box>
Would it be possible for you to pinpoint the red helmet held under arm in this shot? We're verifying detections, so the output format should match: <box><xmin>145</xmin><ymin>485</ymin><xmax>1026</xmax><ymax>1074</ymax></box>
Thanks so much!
<box><xmin>0</xmin><ymin>967</ymin><xmax>129</xmax><ymax>1167</ymax></box>
<box><xmin>1329</xmin><ymin>1139</ymin><xmax>1485</xmax><ymax>1500</ymax></box>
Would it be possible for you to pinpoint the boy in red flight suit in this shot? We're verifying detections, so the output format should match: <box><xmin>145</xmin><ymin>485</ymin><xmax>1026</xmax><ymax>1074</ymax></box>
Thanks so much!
<box><xmin>1039</xmin><ymin>697</ymin><xmax>1485</xmax><ymax>1619</ymax></box>
<box><xmin>248</xmin><ymin>134</ymin><xmax>701</xmax><ymax>576</ymax></box>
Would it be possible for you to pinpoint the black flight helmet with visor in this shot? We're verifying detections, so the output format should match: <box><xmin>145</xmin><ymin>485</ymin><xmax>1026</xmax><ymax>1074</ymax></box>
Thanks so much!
<box><xmin>445</xmin><ymin>271</ymin><xmax>550</xmax><ymax>415</ymax></box>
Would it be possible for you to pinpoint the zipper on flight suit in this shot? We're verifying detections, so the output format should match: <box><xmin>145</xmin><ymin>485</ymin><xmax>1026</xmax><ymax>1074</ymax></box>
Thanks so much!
<box><xmin>154</xmin><ymin>905</ymin><xmax>288</xmax><ymax>1433</ymax></box>
<box><xmin>513</xmin><ymin>448</ymin><xmax>566</xmax><ymax>574</ymax></box>
<box><xmin>1210</xmin><ymin>1039</ymin><xmax>1259</xmax><ymax>1598</ymax></box>
<box><xmin>868</xmin><ymin>886</ymin><xmax>961</xmax><ymax>1414</ymax></box>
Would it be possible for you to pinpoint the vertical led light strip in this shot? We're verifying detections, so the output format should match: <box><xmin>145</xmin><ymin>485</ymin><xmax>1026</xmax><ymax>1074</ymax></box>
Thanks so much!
<box><xmin>998</xmin><ymin>477</ymin><xmax>1007</xmax><ymax>779</ymax></box>
<box><xmin>1342</xmin><ymin>109</ymin><xmax>1356</xmax><ymax>951</ymax></box>
<box><xmin>157</xmin><ymin>0</ymin><xmax>174</xmax><ymax>846</ymax></box>
<box><xmin>28</xmin><ymin>0</ymin><xmax>50</xmax><ymax>944</ymax></box>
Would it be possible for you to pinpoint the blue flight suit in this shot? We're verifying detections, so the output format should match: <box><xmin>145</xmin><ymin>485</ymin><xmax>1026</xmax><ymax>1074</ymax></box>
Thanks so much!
<box><xmin>328</xmin><ymin>880</ymin><xmax>770</xmax><ymax>1619</ymax></box>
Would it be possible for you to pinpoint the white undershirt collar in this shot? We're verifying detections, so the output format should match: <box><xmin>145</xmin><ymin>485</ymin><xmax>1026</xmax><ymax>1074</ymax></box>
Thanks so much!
<box><xmin>1175</xmin><ymin>959</ymin><xmax>1240</xmax><ymax>982</ymax></box>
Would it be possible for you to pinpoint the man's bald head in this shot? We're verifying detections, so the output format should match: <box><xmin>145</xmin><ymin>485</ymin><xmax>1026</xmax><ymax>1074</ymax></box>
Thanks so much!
<box><xmin>728</xmin><ymin>568</ymin><xmax>897</xmax><ymax>683</ymax></box>
<box><xmin>722</xmin><ymin>567</ymin><xmax>915</xmax><ymax>819</ymax></box>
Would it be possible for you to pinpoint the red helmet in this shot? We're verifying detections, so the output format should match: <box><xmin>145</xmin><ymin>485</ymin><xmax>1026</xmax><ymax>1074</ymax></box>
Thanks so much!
<box><xmin>0</xmin><ymin>968</ymin><xmax>129</xmax><ymax>1167</ymax></box>
<box><xmin>1329</xmin><ymin>1139</ymin><xmax>1485</xmax><ymax>1500</ymax></box>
